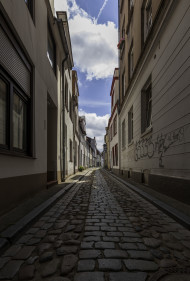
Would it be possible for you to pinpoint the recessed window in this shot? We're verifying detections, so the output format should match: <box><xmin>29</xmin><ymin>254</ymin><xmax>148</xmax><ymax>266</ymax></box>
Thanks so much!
<box><xmin>128</xmin><ymin>106</ymin><xmax>133</xmax><ymax>143</ymax></box>
<box><xmin>128</xmin><ymin>41</ymin><xmax>134</xmax><ymax>80</ymax></box>
<box><xmin>122</xmin><ymin>71</ymin><xmax>126</xmax><ymax>100</ymax></box>
<box><xmin>24</xmin><ymin>0</ymin><xmax>34</xmax><ymax>18</ymax></box>
<box><xmin>13</xmin><ymin>91</ymin><xmax>28</xmax><ymax>150</ymax></box>
<box><xmin>70</xmin><ymin>139</ymin><xmax>73</xmax><ymax>162</ymax></box>
<box><xmin>0</xmin><ymin>71</ymin><xmax>30</xmax><ymax>154</ymax></box>
<box><xmin>65</xmin><ymin>78</ymin><xmax>68</xmax><ymax>110</ymax></box>
<box><xmin>141</xmin><ymin>76</ymin><xmax>152</xmax><ymax>133</ymax></box>
<box><xmin>122</xmin><ymin>119</ymin><xmax>126</xmax><ymax>148</ymax></box>
<box><xmin>142</xmin><ymin>0</ymin><xmax>152</xmax><ymax>44</ymax></box>
<box><xmin>114</xmin><ymin>116</ymin><xmax>117</xmax><ymax>136</ymax></box>
<box><xmin>0</xmin><ymin>18</ymin><xmax>32</xmax><ymax>156</ymax></box>
<box><xmin>47</xmin><ymin>23</ymin><xmax>56</xmax><ymax>74</ymax></box>
<box><xmin>0</xmin><ymin>78</ymin><xmax>8</xmax><ymax>146</ymax></box>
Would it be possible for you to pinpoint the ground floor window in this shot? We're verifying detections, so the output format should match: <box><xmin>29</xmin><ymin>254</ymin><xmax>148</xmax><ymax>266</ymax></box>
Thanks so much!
<box><xmin>0</xmin><ymin>70</ymin><xmax>30</xmax><ymax>154</ymax></box>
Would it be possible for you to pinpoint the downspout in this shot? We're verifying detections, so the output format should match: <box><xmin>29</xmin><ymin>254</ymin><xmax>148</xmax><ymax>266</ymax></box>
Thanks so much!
<box><xmin>61</xmin><ymin>55</ymin><xmax>68</xmax><ymax>182</ymax></box>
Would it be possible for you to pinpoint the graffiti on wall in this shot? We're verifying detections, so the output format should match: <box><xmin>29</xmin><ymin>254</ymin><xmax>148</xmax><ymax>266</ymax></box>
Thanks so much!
<box><xmin>134</xmin><ymin>127</ymin><xmax>185</xmax><ymax>167</ymax></box>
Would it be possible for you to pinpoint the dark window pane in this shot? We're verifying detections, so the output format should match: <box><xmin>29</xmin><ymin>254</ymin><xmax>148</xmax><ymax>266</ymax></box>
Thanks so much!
<box><xmin>13</xmin><ymin>92</ymin><xmax>27</xmax><ymax>150</ymax></box>
<box><xmin>0</xmin><ymin>78</ymin><xmax>7</xmax><ymax>145</ymax></box>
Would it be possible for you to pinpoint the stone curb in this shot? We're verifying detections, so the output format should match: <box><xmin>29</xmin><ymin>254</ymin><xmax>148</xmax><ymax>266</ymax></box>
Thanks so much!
<box><xmin>0</xmin><ymin>170</ymin><xmax>90</xmax><ymax>253</ymax></box>
<box><xmin>103</xmin><ymin>169</ymin><xmax>190</xmax><ymax>230</ymax></box>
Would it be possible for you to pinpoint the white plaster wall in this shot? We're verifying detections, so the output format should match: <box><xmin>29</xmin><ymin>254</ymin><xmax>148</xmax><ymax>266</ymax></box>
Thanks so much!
<box><xmin>120</xmin><ymin>0</ymin><xmax>190</xmax><ymax>180</ymax></box>
<box><xmin>0</xmin><ymin>0</ymin><xmax>59</xmax><ymax>178</ymax></box>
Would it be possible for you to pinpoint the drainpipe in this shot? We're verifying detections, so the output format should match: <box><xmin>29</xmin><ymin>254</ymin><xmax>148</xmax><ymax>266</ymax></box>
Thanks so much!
<box><xmin>61</xmin><ymin>55</ymin><xmax>68</xmax><ymax>182</ymax></box>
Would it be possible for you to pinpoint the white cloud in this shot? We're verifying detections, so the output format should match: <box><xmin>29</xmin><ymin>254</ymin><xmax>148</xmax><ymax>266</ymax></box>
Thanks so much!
<box><xmin>54</xmin><ymin>0</ymin><xmax>118</xmax><ymax>80</ymax></box>
<box><xmin>79</xmin><ymin>110</ymin><xmax>109</xmax><ymax>151</ymax></box>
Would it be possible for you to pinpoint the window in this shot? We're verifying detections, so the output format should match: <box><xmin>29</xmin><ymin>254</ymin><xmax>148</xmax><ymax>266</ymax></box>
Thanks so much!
<box><xmin>128</xmin><ymin>41</ymin><xmax>134</xmax><ymax>80</ymax></box>
<box><xmin>0</xmin><ymin>72</ymin><xmax>29</xmax><ymax>153</ymax></box>
<box><xmin>47</xmin><ymin>23</ymin><xmax>56</xmax><ymax>74</ymax></box>
<box><xmin>115</xmin><ymin>144</ymin><xmax>118</xmax><ymax>166</ymax></box>
<box><xmin>122</xmin><ymin>119</ymin><xmax>126</xmax><ymax>148</ymax></box>
<box><xmin>142</xmin><ymin>0</ymin><xmax>152</xmax><ymax>44</ymax></box>
<box><xmin>146</xmin><ymin>0</ymin><xmax>152</xmax><ymax>34</ymax></box>
<box><xmin>0</xmin><ymin>78</ymin><xmax>8</xmax><ymax>146</ymax></box>
<box><xmin>70</xmin><ymin>139</ymin><xmax>73</xmax><ymax>162</ymax></box>
<box><xmin>129</xmin><ymin>0</ymin><xmax>134</xmax><ymax>11</ymax></box>
<box><xmin>122</xmin><ymin>18</ymin><xmax>125</xmax><ymax>39</ymax></box>
<box><xmin>122</xmin><ymin>71</ymin><xmax>126</xmax><ymax>99</ymax></box>
<box><xmin>114</xmin><ymin>116</ymin><xmax>117</xmax><ymax>136</ymax></box>
<box><xmin>128</xmin><ymin>106</ymin><xmax>133</xmax><ymax>143</ymax></box>
<box><xmin>112</xmin><ymin>146</ymin><xmax>115</xmax><ymax>166</ymax></box>
<box><xmin>69</xmin><ymin>94</ymin><xmax>72</xmax><ymax>121</ymax></box>
<box><xmin>141</xmin><ymin>76</ymin><xmax>152</xmax><ymax>133</ymax></box>
<box><xmin>13</xmin><ymin>90</ymin><xmax>28</xmax><ymax>150</ymax></box>
<box><xmin>65</xmin><ymin>78</ymin><xmax>68</xmax><ymax>110</ymax></box>
<box><xmin>0</xmin><ymin>18</ymin><xmax>32</xmax><ymax>156</ymax></box>
<box><xmin>24</xmin><ymin>0</ymin><xmax>34</xmax><ymax>18</ymax></box>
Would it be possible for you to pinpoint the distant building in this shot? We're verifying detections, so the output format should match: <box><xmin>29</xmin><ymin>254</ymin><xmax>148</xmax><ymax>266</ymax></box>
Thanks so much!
<box><xmin>118</xmin><ymin>0</ymin><xmax>190</xmax><ymax>204</ymax></box>
<box><xmin>108</xmin><ymin>68</ymin><xmax>119</xmax><ymax>174</ymax></box>
<box><xmin>104</xmin><ymin>127</ymin><xmax>110</xmax><ymax>169</ymax></box>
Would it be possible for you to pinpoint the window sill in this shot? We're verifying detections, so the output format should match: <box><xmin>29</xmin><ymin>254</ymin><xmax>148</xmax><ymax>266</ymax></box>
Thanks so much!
<box><xmin>0</xmin><ymin>149</ymin><xmax>36</xmax><ymax>159</ymax></box>
<box><xmin>128</xmin><ymin>140</ymin><xmax>134</xmax><ymax>147</ymax></box>
<box><xmin>141</xmin><ymin>125</ymin><xmax>153</xmax><ymax>138</ymax></box>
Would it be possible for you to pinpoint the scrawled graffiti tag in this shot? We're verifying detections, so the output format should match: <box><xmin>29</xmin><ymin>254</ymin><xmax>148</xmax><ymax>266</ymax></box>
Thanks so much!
<box><xmin>135</xmin><ymin>136</ymin><xmax>154</xmax><ymax>161</ymax></box>
<box><xmin>134</xmin><ymin>127</ymin><xmax>185</xmax><ymax>167</ymax></box>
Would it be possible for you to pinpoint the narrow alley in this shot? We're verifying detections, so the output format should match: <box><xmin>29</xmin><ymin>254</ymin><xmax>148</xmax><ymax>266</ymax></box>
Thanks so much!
<box><xmin>0</xmin><ymin>169</ymin><xmax>190</xmax><ymax>281</ymax></box>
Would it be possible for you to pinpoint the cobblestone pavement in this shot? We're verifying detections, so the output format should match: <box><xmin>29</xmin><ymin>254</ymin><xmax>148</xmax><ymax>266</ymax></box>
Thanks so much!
<box><xmin>0</xmin><ymin>169</ymin><xmax>190</xmax><ymax>281</ymax></box>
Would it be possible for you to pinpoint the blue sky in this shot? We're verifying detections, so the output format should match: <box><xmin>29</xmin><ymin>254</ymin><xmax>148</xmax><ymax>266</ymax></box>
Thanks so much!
<box><xmin>55</xmin><ymin>0</ymin><xmax>118</xmax><ymax>149</ymax></box>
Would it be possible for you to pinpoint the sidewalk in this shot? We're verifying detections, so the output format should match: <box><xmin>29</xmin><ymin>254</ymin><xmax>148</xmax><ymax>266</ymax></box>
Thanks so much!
<box><xmin>0</xmin><ymin>168</ymin><xmax>94</xmax><ymax>252</ymax></box>
<box><xmin>104</xmin><ymin>169</ymin><xmax>190</xmax><ymax>229</ymax></box>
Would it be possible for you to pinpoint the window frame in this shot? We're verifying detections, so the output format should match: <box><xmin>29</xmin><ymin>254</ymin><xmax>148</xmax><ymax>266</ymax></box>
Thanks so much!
<box><xmin>122</xmin><ymin>119</ymin><xmax>126</xmax><ymax>149</ymax></box>
<box><xmin>128</xmin><ymin>106</ymin><xmax>133</xmax><ymax>144</ymax></box>
<box><xmin>0</xmin><ymin>69</ymin><xmax>31</xmax><ymax>156</ymax></box>
<box><xmin>121</xmin><ymin>70</ymin><xmax>126</xmax><ymax>100</ymax></box>
<box><xmin>70</xmin><ymin>139</ymin><xmax>73</xmax><ymax>162</ymax></box>
<box><xmin>24</xmin><ymin>0</ymin><xmax>34</xmax><ymax>20</ymax></box>
<box><xmin>128</xmin><ymin>40</ymin><xmax>134</xmax><ymax>81</ymax></box>
<box><xmin>141</xmin><ymin>76</ymin><xmax>152</xmax><ymax>134</ymax></box>
<box><xmin>47</xmin><ymin>22</ymin><xmax>56</xmax><ymax>75</ymax></box>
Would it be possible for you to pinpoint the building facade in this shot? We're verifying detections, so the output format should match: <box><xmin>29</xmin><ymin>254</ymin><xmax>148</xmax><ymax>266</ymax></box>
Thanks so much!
<box><xmin>118</xmin><ymin>0</ymin><xmax>190</xmax><ymax>204</ymax></box>
<box><xmin>108</xmin><ymin>68</ymin><xmax>119</xmax><ymax>174</ymax></box>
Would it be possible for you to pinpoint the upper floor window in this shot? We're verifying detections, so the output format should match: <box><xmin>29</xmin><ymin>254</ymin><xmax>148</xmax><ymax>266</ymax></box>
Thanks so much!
<box><xmin>121</xmin><ymin>71</ymin><xmax>126</xmax><ymax>100</ymax></box>
<box><xmin>122</xmin><ymin>119</ymin><xmax>126</xmax><ymax>148</ymax></box>
<box><xmin>128</xmin><ymin>106</ymin><xmax>133</xmax><ymax>143</ymax></box>
<box><xmin>142</xmin><ymin>0</ymin><xmax>152</xmax><ymax>44</ymax></box>
<box><xmin>146</xmin><ymin>0</ymin><xmax>152</xmax><ymax>34</ymax></box>
<box><xmin>25</xmin><ymin>0</ymin><xmax>34</xmax><ymax>19</ymax></box>
<box><xmin>128</xmin><ymin>0</ymin><xmax>134</xmax><ymax>17</ymax></box>
<box><xmin>114</xmin><ymin>116</ymin><xmax>117</xmax><ymax>136</ymax></box>
<box><xmin>128</xmin><ymin>40</ymin><xmax>134</xmax><ymax>80</ymax></box>
<box><xmin>70</xmin><ymin>139</ymin><xmax>73</xmax><ymax>162</ymax></box>
<box><xmin>0</xmin><ymin>18</ymin><xmax>32</xmax><ymax>156</ymax></box>
<box><xmin>47</xmin><ymin>23</ymin><xmax>56</xmax><ymax>74</ymax></box>
<box><xmin>69</xmin><ymin>94</ymin><xmax>73</xmax><ymax>122</ymax></box>
<box><xmin>65</xmin><ymin>78</ymin><xmax>68</xmax><ymax>110</ymax></box>
<box><xmin>141</xmin><ymin>76</ymin><xmax>152</xmax><ymax>133</ymax></box>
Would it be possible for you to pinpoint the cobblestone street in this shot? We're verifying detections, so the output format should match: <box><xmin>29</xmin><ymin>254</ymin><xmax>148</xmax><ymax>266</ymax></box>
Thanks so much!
<box><xmin>0</xmin><ymin>169</ymin><xmax>190</xmax><ymax>281</ymax></box>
